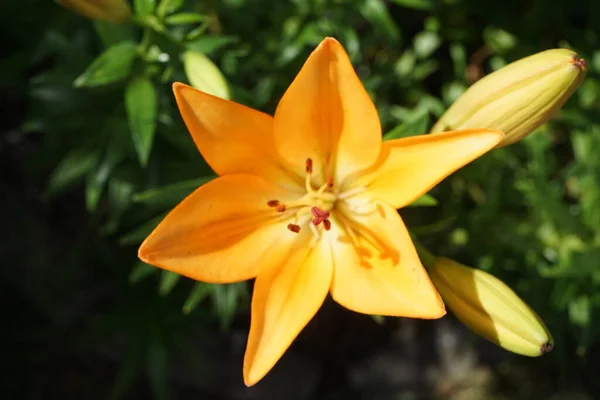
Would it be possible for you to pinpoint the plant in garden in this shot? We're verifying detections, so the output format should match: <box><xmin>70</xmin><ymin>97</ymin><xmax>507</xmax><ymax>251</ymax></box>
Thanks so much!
<box><xmin>33</xmin><ymin>0</ymin><xmax>595</xmax><ymax>396</ymax></box>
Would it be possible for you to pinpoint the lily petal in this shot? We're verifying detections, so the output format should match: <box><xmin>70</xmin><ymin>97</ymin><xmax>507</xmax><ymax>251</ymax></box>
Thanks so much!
<box><xmin>353</xmin><ymin>129</ymin><xmax>503</xmax><ymax>209</ymax></box>
<box><xmin>139</xmin><ymin>174</ymin><xmax>299</xmax><ymax>283</ymax></box>
<box><xmin>273</xmin><ymin>37</ymin><xmax>381</xmax><ymax>185</ymax></box>
<box><xmin>243</xmin><ymin>233</ymin><xmax>333</xmax><ymax>386</ymax></box>
<box><xmin>330</xmin><ymin>202</ymin><xmax>445</xmax><ymax>318</ymax></box>
<box><xmin>173</xmin><ymin>83</ymin><xmax>299</xmax><ymax>189</ymax></box>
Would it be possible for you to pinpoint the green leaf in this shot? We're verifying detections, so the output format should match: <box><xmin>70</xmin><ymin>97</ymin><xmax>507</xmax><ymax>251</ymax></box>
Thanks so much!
<box><xmin>383</xmin><ymin>111</ymin><xmax>430</xmax><ymax>140</ymax></box>
<box><xmin>183</xmin><ymin>51</ymin><xmax>230</xmax><ymax>99</ymax></box>
<box><xmin>360</xmin><ymin>0</ymin><xmax>401</xmax><ymax>42</ymax></box>
<box><xmin>74</xmin><ymin>41</ymin><xmax>137</xmax><ymax>88</ymax></box>
<box><xmin>146</xmin><ymin>343</ymin><xmax>168</xmax><ymax>400</ymax></box>
<box><xmin>47</xmin><ymin>143</ymin><xmax>102</xmax><ymax>197</ymax></box>
<box><xmin>159</xmin><ymin>270</ymin><xmax>181</xmax><ymax>296</ymax></box>
<box><xmin>86</xmin><ymin>129</ymin><xmax>127</xmax><ymax>211</ymax></box>
<box><xmin>134</xmin><ymin>0</ymin><xmax>157</xmax><ymax>16</ymax></box>
<box><xmin>414</xmin><ymin>31</ymin><xmax>441</xmax><ymax>59</ymax></box>
<box><xmin>391</xmin><ymin>0</ymin><xmax>434</xmax><ymax>10</ymax></box>
<box><xmin>186</xmin><ymin>36</ymin><xmax>239</xmax><ymax>54</ymax></box>
<box><xmin>133</xmin><ymin>176</ymin><xmax>214</xmax><ymax>209</ymax></box>
<box><xmin>156</xmin><ymin>0</ymin><xmax>184</xmax><ymax>17</ymax></box>
<box><xmin>94</xmin><ymin>21</ymin><xmax>136</xmax><ymax>46</ymax></box>
<box><xmin>408</xmin><ymin>193</ymin><xmax>438</xmax><ymax>207</ymax></box>
<box><xmin>213</xmin><ymin>283</ymin><xmax>246</xmax><ymax>330</ymax></box>
<box><xmin>183</xmin><ymin>283</ymin><xmax>214</xmax><ymax>314</ymax></box>
<box><xmin>165</xmin><ymin>12</ymin><xmax>205</xmax><ymax>25</ymax></box>
<box><xmin>125</xmin><ymin>77</ymin><xmax>158</xmax><ymax>166</ymax></box>
<box><xmin>129</xmin><ymin>261</ymin><xmax>158</xmax><ymax>283</ymax></box>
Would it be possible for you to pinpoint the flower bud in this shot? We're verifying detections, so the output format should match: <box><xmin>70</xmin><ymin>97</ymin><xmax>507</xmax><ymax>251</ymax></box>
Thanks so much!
<box><xmin>183</xmin><ymin>51</ymin><xmax>231</xmax><ymax>100</ymax></box>
<box><xmin>428</xmin><ymin>257</ymin><xmax>553</xmax><ymax>356</ymax></box>
<box><xmin>431</xmin><ymin>49</ymin><xmax>587</xmax><ymax>147</ymax></box>
<box><xmin>57</xmin><ymin>0</ymin><xmax>131</xmax><ymax>23</ymax></box>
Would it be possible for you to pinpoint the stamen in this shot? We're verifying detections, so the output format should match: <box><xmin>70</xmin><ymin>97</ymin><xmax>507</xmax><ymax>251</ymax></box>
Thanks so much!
<box><xmin>323</xmin><ymin>219</ymin><xmax>331</xmax><ymax>231</ymax></box>
<box><xmin>276</xmin><ymin>204</ymin><xmax>287</xmax><ymax>212</ymax></box>
<box><xmin>287</xmin><ymin>223</ymin><xmax>301</xmax><ymax>233</ymax></box>
<box><xmin>305</xmin><ymin>158</ymin><xmax>313</xmax><ymax>174</ymax></box>
<box><xmin>267</xmin><ymin>200</ymin><xmax>280</xmax><ymax>207</ymax></box>
<box><xmin>338</xmin><ymin>187</ymin><xmax>367</xmax><ymax>200</ymax></box>
<box><xmin>327</xmin><ymin>176</ymin><xmax>334</xmax><ymax>188</ymax></box>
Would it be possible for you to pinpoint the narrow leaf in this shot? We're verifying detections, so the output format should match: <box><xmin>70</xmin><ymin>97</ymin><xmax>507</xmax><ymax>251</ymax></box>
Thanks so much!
<box><xmin>134</xmin><ymin>0</ymin><xmax>156</xmax><ymax>16</ymax></box>
<box><xmin>408</xmin><ymin>193</ymin><xmax>438</xmax><ymax>207</ymax></box>
<box><xmin>183</xmin><ymin>283</ymin><xmax>214</xmax><ymax>314</ymax></box>
<box><xmin>383</xmin><ymin>111</ymin><xmax>430</xmax><ymax>140</ymax></box>
<box><xmin>159</xmin><ymin>270</ymin><xmax>180</xmax><ymax>296</ymax></box>
<box><xmin>165</xmin><ymin>12</ymin><xmax>205</xmax><ymax>25</ymax></box>
<box><xmin>129</xmin><ymin>261</ymin><xmax>157</xmax><ymax>283</ymax></box>
<box><xmin>74</xmin><ymin>41</ymin><xmax>137</xmax><ymax>87</ymax></box>
<box><xmin>125</xmin><ymin>77</ymin><xmax>158</xmax><ymax>166</ymax></box>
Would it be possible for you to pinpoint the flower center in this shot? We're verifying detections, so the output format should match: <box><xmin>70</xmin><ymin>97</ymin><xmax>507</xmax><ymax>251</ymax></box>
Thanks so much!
<box><xmin>267</xmin><ymin>158</ymin><xmax>337</xmax><ymax>235</ymax></box>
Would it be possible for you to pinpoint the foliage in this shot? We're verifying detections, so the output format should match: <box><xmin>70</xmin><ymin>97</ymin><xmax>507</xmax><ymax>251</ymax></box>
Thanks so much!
<box><xmin>3</xmin><ymin>0</ymin><xmax>600</xmax><ymax>398</ymax></box>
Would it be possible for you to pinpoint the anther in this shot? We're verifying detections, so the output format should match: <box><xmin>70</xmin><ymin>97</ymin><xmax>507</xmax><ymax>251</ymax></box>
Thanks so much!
<box><xmin>267</xmin><ymin>200</ymin><xmax>280</xmax><ymax>207</ymax></box>
<box><xmin>323</xmin><ymin>219</ymin><xmax>331</xmax><ymax>231</ymax></box>
<box><xmin>327</xmin><ymin>176</ymin><xmax>334</xmax><ymax>188</ymax></box>
<box><xmin>287</xmin><ymin>223</ymin><xmax>301</xmax><ymax>233</ymax></box>
<box><xmin>276</xmin><ymin>204</ymin><xmax>287</xmax><ymax>212</ymax></box>
<box><xmin>305</xmin><ymin>158</ymin><xmax>313</xmax><ymax>174</ymax></box>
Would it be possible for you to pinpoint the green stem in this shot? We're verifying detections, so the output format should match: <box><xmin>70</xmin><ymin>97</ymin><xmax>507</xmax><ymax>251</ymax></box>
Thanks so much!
<box><xmin>410</xmin><ymin>234</ymin><xmax>437</xmax><ymax>268</ymax></box>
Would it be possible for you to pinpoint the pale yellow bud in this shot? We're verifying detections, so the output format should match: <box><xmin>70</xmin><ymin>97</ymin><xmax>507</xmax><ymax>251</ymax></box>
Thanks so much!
<box><xmin>428</xmin><ymin>257</ymin><xmax>553</xmax><ymax>356</ymax></box>
<box><xmin>57</xmin><ymin>0</ymin><xmax>131</xmax><ymax>23</ymax></box>
<box><xmin>183</xmin><ymin>51</ymin><xmax>231</xmax><ymax>100</ymax></box>
<box><xmin>431</xmin><ymin>49</ymin><xmax>587</xmax><ymax>147</ymax></box>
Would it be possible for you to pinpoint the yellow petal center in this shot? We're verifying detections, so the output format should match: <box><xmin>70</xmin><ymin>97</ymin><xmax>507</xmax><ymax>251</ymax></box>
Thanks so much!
<box><xmin>267</xmin><ymin>158</ymin><xmax>380</xmax><ymax>251</ymax></box>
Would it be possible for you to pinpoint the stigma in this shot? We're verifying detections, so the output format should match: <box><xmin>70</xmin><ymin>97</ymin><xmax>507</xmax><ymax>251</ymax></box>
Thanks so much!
<box><xmin>267</xmin><ymin>158</ymin><xmax>336</xmax><ymax>237</ymax></box>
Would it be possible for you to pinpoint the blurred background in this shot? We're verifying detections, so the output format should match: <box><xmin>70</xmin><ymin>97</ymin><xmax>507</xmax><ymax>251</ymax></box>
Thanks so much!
<box><xmin>2</xmin><ymin>0</ymin><xmax>600</xmax><ymax>399</ymax></box>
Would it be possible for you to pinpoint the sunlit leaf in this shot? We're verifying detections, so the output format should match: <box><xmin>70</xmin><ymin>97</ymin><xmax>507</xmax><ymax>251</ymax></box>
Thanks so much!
<box><xmin>134</xmin><ymin>0</ymin><xmax>156</xmax><ymax>16</ymax></box>
<box><xmin>408</xmin><ymin>193</ymin><xmax>438</xmax><ymax>207</ymax></box>
<box><xmin>165</xmin><ymin>12</ymin><xmax>205</xmax><ymax>25</ymax></box>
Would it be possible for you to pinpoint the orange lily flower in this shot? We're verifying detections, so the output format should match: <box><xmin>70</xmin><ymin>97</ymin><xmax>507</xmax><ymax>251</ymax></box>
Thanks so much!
<box><xmin>139</xmin><ymin>37</ymin><xmax>503</xmax><ymax>386</ymax></box>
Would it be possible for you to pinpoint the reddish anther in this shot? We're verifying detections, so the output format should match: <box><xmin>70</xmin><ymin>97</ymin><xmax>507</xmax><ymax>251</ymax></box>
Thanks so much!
<box><xmin>267</xmin><ymin>200</ymin><xmax>280</xmax><ymax>207</ymax></box>
<box><xmin>305</xmin><ymin>158</ymin><xmax>313</xmax><ymax>174</ymax></box>
<box><xmin>323</xmin><ymin>219</ymin><xmax>331</xmax><ymax>231</ymax></box>
<box><xmin>276</xmin><ymin>204</ymin><xmax>287</xmax><ymax>212</ymax></box>
<box><xmin>311</xmin><ymin>206</ymin><xmax>330</xmax><ymax>226</ymax></box>
<box><xmin>287</xmin><ymin>223</ymin><xmax>301</xmax><ymax>233</ymax></box>
<box><xmin>327</xmin><ymin>176</ymin><xmax>334</xmax><ymax>188</ymax></box>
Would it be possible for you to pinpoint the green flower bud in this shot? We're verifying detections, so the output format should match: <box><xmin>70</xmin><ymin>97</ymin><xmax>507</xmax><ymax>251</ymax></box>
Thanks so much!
<box><xmin>428</xmin><ymin>257</ymin><xmax>553</xmax><ymax>356</ymax></box>
<box><xmin>431</xmin><ymin>49</ymin><xmax>587</xmax><ymax>147</ymax></box>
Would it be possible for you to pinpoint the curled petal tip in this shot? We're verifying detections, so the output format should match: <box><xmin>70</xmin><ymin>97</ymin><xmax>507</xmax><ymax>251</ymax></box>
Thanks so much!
<box><xmin>571</xmin><ymin>54</ymin><xmax>588</xmax><ymax>70</ymax></box>
<box><xmin>541</xmin><ymin>341</ymin><xmax>554</xmax><ymax>354</ymax></box>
